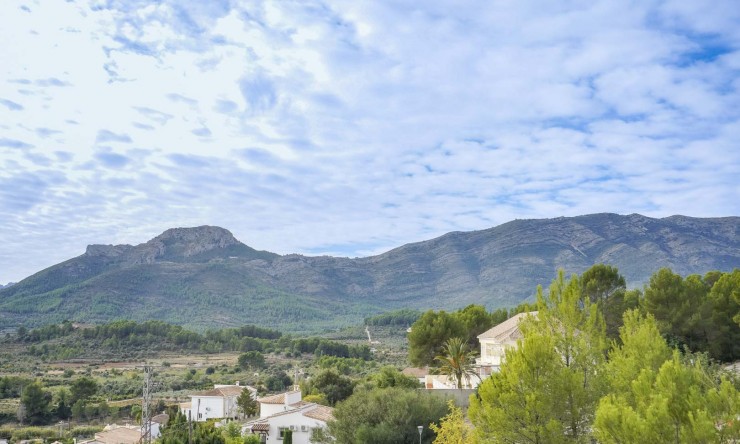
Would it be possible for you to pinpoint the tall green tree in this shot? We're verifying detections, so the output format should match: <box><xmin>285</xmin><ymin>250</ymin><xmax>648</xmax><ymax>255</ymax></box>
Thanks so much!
<box><xmin>70</xmin><ymin>376</ymin><xmax>98</xmax><ymax>404</ymax></box>
<box><xmin>455</xmin><ymin>304</ymin><xmax>495</xmax><ymax>349</ymax></box>
<box><xmin>433</xmin><ymin>337</ymin><xmax>478</xmax><ymax>389</ymax></box>
<box><xmin>470</xmin><ymin>271</ymin><xmax>608</xmax><ymax>443</ymax></box>
<box><xmin>236</xmin><ymin>389</ymin><xmax>258</xmax><ymax>418</ymax></box>
<box><xmin>705</xmin><ymin>270</ymin><xmax>740</xmax><ymax>361</ymax></box>
<box><xmin>595</xmin><ymin>310</ymin><xmax>740</xmax><ymax>443</ymax></box>
<box><xmin>329</xmin><ymin>387</ymin><xmax>448</xmax><ymax>444</ymax></box>
<box><xmin>159</xmin><ymin>407</ymin><xmax>189</xmax><ymax>444</ymax></box>
<box><xmin>407</xmin><ymin>311</ymin><xmax>465</xmax><ymax>367</ymax></box>
<box><xmin>21</xmin><ymin>381</ymin><xmax>51</xmax><ymax>425</ymax></box>
<box><xmin>581</xmin><ymin>264</ymin><xmax>631</xmax><ymax>338</ymax></box>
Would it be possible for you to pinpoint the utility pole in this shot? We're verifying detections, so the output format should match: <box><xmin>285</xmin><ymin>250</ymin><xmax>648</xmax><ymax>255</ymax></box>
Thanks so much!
<box><xmin>141</xmin><ymin>365</ymin><xmax>153</xmax><ymax>444</ymax></box>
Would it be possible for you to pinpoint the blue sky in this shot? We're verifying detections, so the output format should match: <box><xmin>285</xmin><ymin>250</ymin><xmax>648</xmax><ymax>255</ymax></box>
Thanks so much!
<box><xmin>1</xmin><ymin>0</ymin><xmax>739</xmax><ymax>284</ymax></box>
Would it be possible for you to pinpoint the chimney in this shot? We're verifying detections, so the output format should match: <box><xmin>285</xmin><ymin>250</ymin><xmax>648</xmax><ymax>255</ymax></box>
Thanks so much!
<box><xmin>236</xmin><ymin>381</ymin><xmax>240</xmax><ymax>386</ymax></box>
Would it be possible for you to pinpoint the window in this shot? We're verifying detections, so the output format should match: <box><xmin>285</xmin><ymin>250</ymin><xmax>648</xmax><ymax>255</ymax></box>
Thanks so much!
<box><xmin>278</xmin><ymin>427</ymin><xmax>288</xmax><ymax>440</ymax></box>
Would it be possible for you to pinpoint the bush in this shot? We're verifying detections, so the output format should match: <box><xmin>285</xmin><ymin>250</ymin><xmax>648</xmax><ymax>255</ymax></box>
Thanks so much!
<box><xmin>11</xmin><ymin>426</ymin><xmax>57</xmax><ymax>441</ymax></box>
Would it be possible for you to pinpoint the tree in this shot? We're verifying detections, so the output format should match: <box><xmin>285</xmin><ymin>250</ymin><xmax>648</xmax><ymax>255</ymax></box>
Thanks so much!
<box><xmin>71</xmin><ymin>399</ymin><xmax>85</xmax><ymax>421</ymax></box>
<box><xmin>469</xmin><ymin>271</ymin><xmax>608</xmax><ymax>443</ymax></box>
<box><xmin>194</xmin><ymin>421</ymin><xmax>226</xmax><ymax>444</ymax></box>
<box><xmin>54</xmin><ymin>388</ymin><xmax>71</xmax><ymax>420</ymax></box>
<box><xmin>581</xmin><ymin>264</ymin><xmax>625</xmax><ymax>304</ymax></box>
<box><xmin>329</xmin><ymin>387</ymin><xmax>448</xmax><ymax>444</ymax></box>
<box><xmin>469</xmin><ymin>329</ymin><xmax>564</xmax><ymax>444</ymax></box>
<box><xmin>159</xmin><ymin>407</ymin><xmax>189</xmax><ymax>444</ymax></box>
<box><xmin>282</xmin><ymin>429</ymin><xmax>293</xmax><ymax>444</ymax></box>
<box><xmin>594</xmin><ymin>309</ymin><xmax>740</xmax><ymax>443</ymax></box>
<box><xmin>21</xmin><ymin>381</ymin><xmax>51</xmax><ymax>425</ymax></box>
<box><xmin>454</xmin><ymin>304</ymin><xmax>495</xmax><ymax>349</ymax></box>
<box><xmin>581</xmin><ymin>264</ymin><xmax>630</xmax><ymax>338</ymax></box>
<box><xmin>303</xmin><ymin>370</ymin><xmax>354</xmax><ymax>406</ymax></box>
<box><xmin>264</xmin><ymin>371</ymin><xmax>292</xmax><ymax>392</ymax></box>
<box><xmin>595</xmin><ymin>353</ymin><xmax>740</xmax><ymax>443</ymax></box>
<box><xmin>371</xmin><ymin>366</ymin><xmax>421</xmax><ymax>389</ymax></box>
<box><xmin>407</xmin><ymin>311</ymin><xmax>465</xmax><ymax>367</ymax></box>
<box><xmin>237</xmin><ymin>389</ymin><xmax>258</xmax><ymax>417</ymax></box>
<box><xmin>238</xmin><ymin>351</ymin><xmax>266</xmax><ymax>370</ymax></box>
<box><xmin>70</xmin><ymin>376</ymin><xmax>98</xmax><ymax>404</ymax></box>
<box><xmin>429</xmin><ymin>400</ymin><xmax>471</xmax><ymax>444</ymax></box>
<box><xmin>433</xmin><ymin>337</ymin><xmax>478</xmax><ymax>389</ymax></box>
<box><xmin>705</xmin><ymin>270</ymin><xmax>740</xmax><ymax>361</ymax></box>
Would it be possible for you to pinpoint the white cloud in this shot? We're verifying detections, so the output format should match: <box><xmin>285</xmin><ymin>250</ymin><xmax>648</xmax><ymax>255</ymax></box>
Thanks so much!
<box><xmin>0</xmin><ymin>0</ymin><xmax>738</xmax><ymax>283</ymax></box>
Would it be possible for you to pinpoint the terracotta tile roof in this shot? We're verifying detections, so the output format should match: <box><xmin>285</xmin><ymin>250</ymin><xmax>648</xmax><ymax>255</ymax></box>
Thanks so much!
<box><xmin>180</xmin><ymin>402</ymin><xmax>191</xmax><ymax>409</ymax></box>
<box><xmin>402</xmin><ymin>367</ymin><xmax>428</xmax><ymax>378</ymax></box>
<box><xmin>258</xmin><ymin>390</ymin><xmax>300</xmax><ymax>404</ymax></box>
<box><xmin>250</xmin><ymin>422</ymin><xmax>270</xmax><ymax>432</ymax></box>
<box><xmin>303</xmin><ymin>405</ymin><xmax>334</xmax><ymax>422</ymax></box>
<box><xmin>478</xmin><ymin>312</ymin><xmax>538</xmax><ymax>341</ymax></box>
<box><xmin>193</xmin><ymin>386</ymin><xmax>246</xmax><ymax>397</ymax></box>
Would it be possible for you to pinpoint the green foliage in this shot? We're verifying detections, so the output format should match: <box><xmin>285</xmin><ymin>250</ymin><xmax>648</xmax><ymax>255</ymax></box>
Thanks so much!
<box><xmin>370</xmin><ymin>366</ymin><xmax>421</xmax><ymax>389</ymax></box>
<box><xmin>329</xmin><ymin>387</ymin><xmax>448</xmax><ymax>444</ymax></box>
<box><xmin>237</xmin><ymin>351</ymin><xmax>266</xmax><ymax>370</ymax></box>
<box><xmin>237</xmin><ymin>389</ymin><xmax>258</xmax><ymax>417</ymax></box>
<box><xmin>433</xmin><ymin>337</ymin><xmax>478</xmax><ymax>389</ymax></box>
<box><xmin>194</xmin><ymin>421</ymin><xmax>226</xmax><ymax>444</ymax></box>
<box><xmin>407</xmin><ymin>311</ymin><xmax>465</xmax><ymax>367</ymax></box>
<box><xmin>283</xmin><ymin>428</ymin><xmax>293</xmax><ymax>444</ymax></box>
<box><xmin>429</xmin><ymin>400</ymin><xmax>471</xmax><ymax>444</ymax></box>
<box><xmin>70</xmin><ymin>376</ymin><xmax>98</xmax><ymax>403</ymax></box>
<box><xmin>159</xmin><ymin>408</ymin><xmax>189</xmax><ymax>444</ymax></box>
<box><xmin>302</xmin><ymin>370</ymin><xmax>354</xmax><ymax>406</ymax></box>
<box><xmin>0</xmin><ymin>375</ymin><xmax>33</xmax><ymax>399</ymax></box>
<box><xmin>594</xmin><ymin>312</ymin><xmax>740</xmax><ymax>443</ymax></box>
<box><xmin>242</xmin><ymin>434</ymin><xmax>261</xmax><ymax>444</ymax></box>
<box><xmin>470</xmin><ymin>271</ymin><xmax>608</xmax><ymax>443</ymax></box>
<box><xmin>642</xmin><ymin>268</ymin><xmax>740</xmax><ymax>362</ymax></box>
<box><xmin>364</xmin><ymin>309</ymin><xmax>422</xmax><ymax>326</ymax></box>
<box><xmin>21</xmin><ymin>381</ymin><xmax>52</xmax><ymax>425</ymax></box>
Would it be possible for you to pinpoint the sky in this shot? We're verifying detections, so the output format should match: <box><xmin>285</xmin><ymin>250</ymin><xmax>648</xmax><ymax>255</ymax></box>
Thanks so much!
<box><xmin>1</xmin><ymin>0</ymin><xmax>739</xmax><ymax>284</ymax></box>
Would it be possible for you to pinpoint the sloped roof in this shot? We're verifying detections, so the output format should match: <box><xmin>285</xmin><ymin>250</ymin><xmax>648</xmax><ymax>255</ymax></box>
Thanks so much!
<box><xmin>258</xmin><ymin>390</ymin><xmax>300</xmax><ymax>404</ymax></box>
<box><xmin>478</xmin><ymin>312</ymin><xmax>538</xmax><ymax>342</ymax></box>
<box><xmin>303</xmin><ymin>405</ymin><xmax>334</xmax><ymax>422</ymax></box>
<box><xmin>193</xmin><ymin>385</ymin><xmax>245</xmax><ymax>397</ymax></box>
<box><xmin>402</xmin><ymin>367</ymin><xmax>428</xmax><ymax>378</ymax></box>
<box><xmin>250</xmin><ymin>422</ymin><xmax>270</xmax><ymax>432</ymax></box>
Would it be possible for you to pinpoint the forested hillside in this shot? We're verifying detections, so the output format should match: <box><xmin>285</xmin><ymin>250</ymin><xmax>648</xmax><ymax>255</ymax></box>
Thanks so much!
<box><xmin>1</xmin><ymin>214</ymin><xmax>738</xmax><ymax>331</ymax></box>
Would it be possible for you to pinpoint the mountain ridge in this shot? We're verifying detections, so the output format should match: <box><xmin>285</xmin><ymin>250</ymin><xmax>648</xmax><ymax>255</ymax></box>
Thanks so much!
<box><xmin>1</xmin><ymin>213</ymin><xmax>738</xmax><ymax>332</ymax></box>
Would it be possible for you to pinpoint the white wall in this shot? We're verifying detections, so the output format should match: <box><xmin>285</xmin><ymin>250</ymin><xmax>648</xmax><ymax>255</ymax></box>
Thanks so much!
<box><xmin>246</xmin><ymin>408</ymin><xmax>328</xmax><ymax>444</ymax></box>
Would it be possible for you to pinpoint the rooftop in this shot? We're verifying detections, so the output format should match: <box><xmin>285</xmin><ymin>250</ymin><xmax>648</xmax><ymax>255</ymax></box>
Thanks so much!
<box><xmin>478</xmin><ymin>312</ymin><xmax>538</xmax><ymax>342</ymax></box>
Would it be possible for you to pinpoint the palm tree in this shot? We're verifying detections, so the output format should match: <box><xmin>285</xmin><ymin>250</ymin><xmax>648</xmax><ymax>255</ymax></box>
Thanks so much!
<box><xmin>434</xmin><ymin>337</ymin><xmax>479</xmax><ymax>389</ymax></box>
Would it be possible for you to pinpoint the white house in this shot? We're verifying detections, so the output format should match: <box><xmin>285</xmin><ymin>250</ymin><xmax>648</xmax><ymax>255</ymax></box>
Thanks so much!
<box><xmin>476</xmin><ymin>311</ymin><xmax>538</xmax><ymax>378</ymax></box>
<box><xmin>180</xmin><ymin>383</ymin><xmax>256</xmax><ymax>422</ymax></box>
<box><xmin>243</xmin><ymin>390</ymin><xmax>334</xmax><ymax>444</ymax></box>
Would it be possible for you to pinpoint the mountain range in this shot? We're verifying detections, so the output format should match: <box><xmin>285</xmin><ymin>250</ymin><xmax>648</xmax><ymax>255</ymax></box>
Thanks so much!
<box><xmin>1</xmin><ymin>213</ymin><xmax>738</xmax><ymax>333</ymax></box>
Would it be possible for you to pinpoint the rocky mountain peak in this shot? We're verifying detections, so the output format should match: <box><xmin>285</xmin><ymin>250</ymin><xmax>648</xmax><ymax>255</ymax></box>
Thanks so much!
<box><xmin>143</xmin><ymin>225</ymin><xmax>241</xmax><ymax>258</ymax></box>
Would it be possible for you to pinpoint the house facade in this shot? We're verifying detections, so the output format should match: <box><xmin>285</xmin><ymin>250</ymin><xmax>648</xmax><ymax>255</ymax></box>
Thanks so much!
<box><xmin>180</xmin><ymin>383</ymin><xmax>256</xmax><ymax>422</ymax></box>
<box><xmin>476</xmin><ymin>311</ymin><xmax>537</xmax><ymax>378</ymax></box>
<box><xmin>243</xmin><ymin>390</ymin><xmax>333</xmax><ymax>444</ymax></box>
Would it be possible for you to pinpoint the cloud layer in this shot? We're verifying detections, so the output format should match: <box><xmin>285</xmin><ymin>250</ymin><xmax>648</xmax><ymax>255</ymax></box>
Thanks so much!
<box><xmin>1</xmin><ymin>0</ymin><xmax>739</xmax><ymax>283</ymax></box>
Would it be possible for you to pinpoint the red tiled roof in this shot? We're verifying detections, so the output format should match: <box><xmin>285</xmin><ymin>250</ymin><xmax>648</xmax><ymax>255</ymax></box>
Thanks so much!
<box><xmin>250</xmin><ymin>423</ymin><xmax>270</xmax><ymax>432</ymax></box>
<box><xmin>303</xmin><ymin>405</ymin><xmax>334</xmax><ymax>422</ymax></box>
